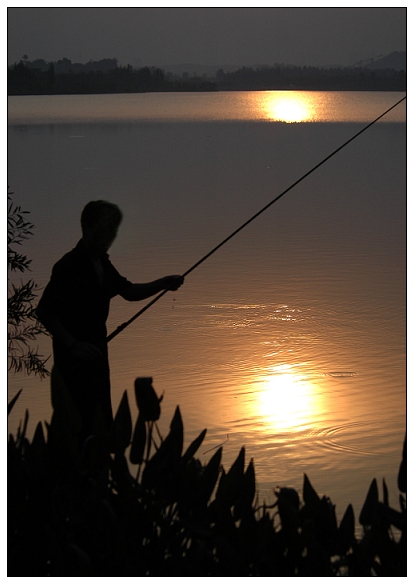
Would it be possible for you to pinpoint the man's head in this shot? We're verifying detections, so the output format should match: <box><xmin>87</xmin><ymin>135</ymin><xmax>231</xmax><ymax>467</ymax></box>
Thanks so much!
<box><xmin>81</xmin><ymin>200</ymin><xmax>123</xmax><ymax>254</ymax></box>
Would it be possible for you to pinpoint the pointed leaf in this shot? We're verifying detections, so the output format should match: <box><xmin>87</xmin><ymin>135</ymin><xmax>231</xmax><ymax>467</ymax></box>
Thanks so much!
<box><xmin>183</xmin><ymin>428</ymin><xmax>207</xmax><ymax>462</ymax></box>
<box><xmin>338</xmin><ymin>503</ymin><xmax>355</xmax><ymax>552</ymax></box>
<box><xmin>226</xmin><ymin>446</ymin><xmax>245</xmax><ymax>501</ymax></box>
<box><xmin>303</xmin><ymin>473</ymin><xmax>320</xmax><ymax>512</ymax></box>
<box><xmin>111</xmin><ymin>391</ymin><xmax>132</xmax><ymax>454</ymax></box>
<box><xmin>7</xmin><ymin>389</ymin><xmax>22</xmax><ymax>415</ymax></box>
<box><xmin>215</xmin><ymin>447</ymin><xmax>245</xmax><ymax>508</ymax></box>
<box><xmin>203</xmin><ymin>446</ymin><xmax>222</xmax><ymax>502</ymax></box>
<box><xmin>130</xmin><ymin>412</ymin><xmax>146</xmax><ymax>464</ymax></box>
<box><xmin>228</xmin><ymin>446</ymin><xmax>245</xmax><ymax>476</ymax></box>
<box><xmin>243</xmin><ymin>458</ymin><xmax>256</xmax><ymax>508</ymax></box>
<box><xmin>359</xmin><ymin>478</ymin><xmax>378</xmax><ymax>526</ymax></box>
<box><xmin>170</xmin><ymin>405</ymin><xmax>183</xmax><ymax>431</ymax></box>
<box><xmin>168</xmin><ymin>406</ymin><xmax>184</xmax><ymax>456</ymax></box>
<box><xmin>214</xmin><ymin>468</ymin><xmax>228</xmax><ymax>504</ymax></box>
<box><xmin>31</xmin><ymin>421</ymin><xmax>45</xmax><ymax>450</ymax></box>
<box><xmin>141</xmin><ymin>406</ymin><xmax>183</xmax><ymax>490</ymax></box>
<box><xmin>382</xmin><ymin>478</ymin><xmax>389</xmax><ymax>507</ymax></box>
<box><xmin>316</xmin><ymin>496</ymin><xmax>338</xmax><ymax>548</ymax></box>
<box><xmin>16</xmin><ymin>409</ymin><xmax>29</xmax><ymax>450</ymax></box>
<box><xmin>233</xmin><ymin>458</ymin><xmax>257</xmax><ymax>521</ymax></box>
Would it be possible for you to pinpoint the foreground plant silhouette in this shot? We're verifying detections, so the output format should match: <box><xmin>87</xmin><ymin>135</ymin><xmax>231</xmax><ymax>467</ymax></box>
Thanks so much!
<box><xmin>8</xmin><ymin>373</ymin><xmax>406</xmax><ymax>576</ymax></box>
<box><xmin>7</xmin><ymin>189</ymin><xmax>49</xmax><ymax>378</ymax></box>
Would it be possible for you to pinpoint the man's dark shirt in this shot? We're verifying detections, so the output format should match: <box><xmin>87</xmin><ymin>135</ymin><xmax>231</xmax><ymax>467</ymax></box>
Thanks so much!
<box><xmin>38</xmin><ymin>239</ymin><xmax>132</xmax><ymax>428</ymax></box>
<box><xmin>38</xmin><ymin>239</ymin><xmax>132</xmax><ymax>351</ymax></box>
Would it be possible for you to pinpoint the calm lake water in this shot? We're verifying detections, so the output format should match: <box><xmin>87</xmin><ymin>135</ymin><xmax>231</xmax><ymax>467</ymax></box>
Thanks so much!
<box><xmin>8</xmin><ymin>91</ymin><xmax>406</xmax><ymax>522</ymax></box>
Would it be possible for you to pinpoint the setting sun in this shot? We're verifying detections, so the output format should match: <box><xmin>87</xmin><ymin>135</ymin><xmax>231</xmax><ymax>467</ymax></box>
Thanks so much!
<box><xmin>253</xmin><ymin>364</ymin><xmax>323</xmax><ymax>431</ymax></box>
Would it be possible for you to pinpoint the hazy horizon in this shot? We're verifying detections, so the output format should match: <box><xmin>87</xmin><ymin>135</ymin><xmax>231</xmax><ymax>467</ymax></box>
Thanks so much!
<box><xmin>8</xmin><ymin>7</ymin><xmax>406</xmax><ymax>71</ymax></box>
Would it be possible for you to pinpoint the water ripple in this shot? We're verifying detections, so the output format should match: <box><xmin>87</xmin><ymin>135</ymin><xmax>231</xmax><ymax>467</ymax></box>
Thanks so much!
<box><xmin>230</xmin><ymin>419</ymin><xmax>378</xmax><ymax>457</ymax></box>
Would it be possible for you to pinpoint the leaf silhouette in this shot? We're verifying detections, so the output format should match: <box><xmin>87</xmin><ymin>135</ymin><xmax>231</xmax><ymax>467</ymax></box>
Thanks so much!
<box><xmin>111</xmin><ymin>391</ymin><xmax>132</xmax><ymax>454</ymax></box>
<box><xmin>359</xmin><ymin>478</ymin><xmax>378</xmax><ymax>526</ymax></box>
<box><xmin>203</xmin><ymin>446</ymin><xmax>222</xmax><ymax>503</ymax></box>
<box><xmin>7</xmin><ymin>389</ymin><xmax>22</xmax><ymax>415</ymax></box>
<box><xmin>215</xmin><ymin>447</ymin><xmax>245</xmax><ymax>508</ymax></box>
<box><xmin>303</xmin><ymin>473</ymin><xmax>320</xmax><ymax>512</ymax></box>
<box><xmin>134</xmin><ymin>377</ymin><xmax>160</xmax><ymax>421</ymax></box>
<box><xmin>337</xmin><ymin>503</ymin><xmax>355</xmax><ymax>554</ymax></box>
<box><xmin>130</xmin><ymin>412</ymin><xmax>146</xmax><ymax>464</ymax></box>
<box><xmin>183</xmin><ymin>428</ymin><xmax>207</xmax><ymax>462</ymax></box>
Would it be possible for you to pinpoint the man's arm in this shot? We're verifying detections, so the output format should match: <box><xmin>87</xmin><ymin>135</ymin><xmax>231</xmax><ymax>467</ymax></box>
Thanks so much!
<box><xmin>120</xmin><ymin>275</ymin><xmax>184</xmax><ymax>301</ymax></box>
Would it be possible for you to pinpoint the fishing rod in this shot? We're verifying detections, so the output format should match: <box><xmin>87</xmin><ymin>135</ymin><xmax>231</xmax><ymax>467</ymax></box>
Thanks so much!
<box><xmin>107</xmin><ymin>95</ymin><xmax>406</xmax><ymax>343</ymax></box>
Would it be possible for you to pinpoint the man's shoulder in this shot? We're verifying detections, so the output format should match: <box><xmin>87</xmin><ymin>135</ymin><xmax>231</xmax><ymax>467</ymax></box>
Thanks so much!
<box><xmin>52</xmin><ymin>241</ymin><xmax>86</xmax><ymax>273</ymax></box>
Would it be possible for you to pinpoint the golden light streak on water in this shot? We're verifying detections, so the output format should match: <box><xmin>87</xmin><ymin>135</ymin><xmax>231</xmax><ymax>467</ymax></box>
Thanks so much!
<box><xmin>260</xmin><ymin>91</ymin><xmax>317</xmax><ymax>123</ymax></box>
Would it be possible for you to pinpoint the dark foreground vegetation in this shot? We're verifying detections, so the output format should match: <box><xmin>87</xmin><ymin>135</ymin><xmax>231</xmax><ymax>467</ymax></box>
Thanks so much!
<box><xmin>8</xmin><ymin>374</ymin><xmax>406</xmax><ymax>576</ymax></box>
<box><xmin>8</xmin><ymin>56</ymin><xmax>406</xmax><ymax>95</ymax></box>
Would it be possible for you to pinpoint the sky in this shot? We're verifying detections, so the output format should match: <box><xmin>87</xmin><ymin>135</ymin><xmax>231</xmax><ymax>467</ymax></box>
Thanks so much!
<box><xmin>7</xmin><ymin>5</ymin><xmax>407</xmax><ymax>70</ymax></box>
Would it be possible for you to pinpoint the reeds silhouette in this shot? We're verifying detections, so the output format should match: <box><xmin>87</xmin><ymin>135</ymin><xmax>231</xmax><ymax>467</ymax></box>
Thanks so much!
<box><xmin>8</xmin><ymin>374</ymin><xmax>406</xmax><ymax>576</ymax></box>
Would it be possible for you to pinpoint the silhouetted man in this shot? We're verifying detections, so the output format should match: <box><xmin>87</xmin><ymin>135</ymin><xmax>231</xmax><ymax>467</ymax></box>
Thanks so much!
<box><xmin>36</xmin><ymin>200</ymin><xmax>184</xmax><ymax>438</ymax></box>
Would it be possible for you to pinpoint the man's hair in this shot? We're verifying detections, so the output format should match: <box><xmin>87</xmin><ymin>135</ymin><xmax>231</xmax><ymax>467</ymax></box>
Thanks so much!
<box><xmin>81</xmin><ymin>200</ymin><xmax>123</xmax><ymax>231</ymax></box>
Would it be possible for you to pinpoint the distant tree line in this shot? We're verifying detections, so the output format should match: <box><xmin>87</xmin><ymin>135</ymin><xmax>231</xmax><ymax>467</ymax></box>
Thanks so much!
<box><xmin>7</xmin><ymin>59</ymin><xmax>217</xmax><ymax>95</ymax></box>
<box><xmin>8</xmin><ymin>57</ymin><xmax>406</xmax><ymax>96</ymax></box>
<box><xmin>215</xmin><ymin>64</ymin><xmax>406</xmax><ymax>91</ymax></box>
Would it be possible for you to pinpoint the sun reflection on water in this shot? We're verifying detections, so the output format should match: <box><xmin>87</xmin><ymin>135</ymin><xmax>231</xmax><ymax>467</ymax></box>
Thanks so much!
<box><xmin>260</xmin><ymin>91</ymin><xmax>317</xmax><ymax>123</ymax></box>
<box><xmin>251</xmin><ymin>364</ymin><xmax>324</xmax><ymax>432</ymax></box>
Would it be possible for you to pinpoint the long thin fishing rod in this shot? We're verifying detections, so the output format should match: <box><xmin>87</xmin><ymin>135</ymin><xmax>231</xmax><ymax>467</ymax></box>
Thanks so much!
<box><xmin>107</xmin><ymin>95</ymin><xmax>406</xmax><ymax>343</ymax></box>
